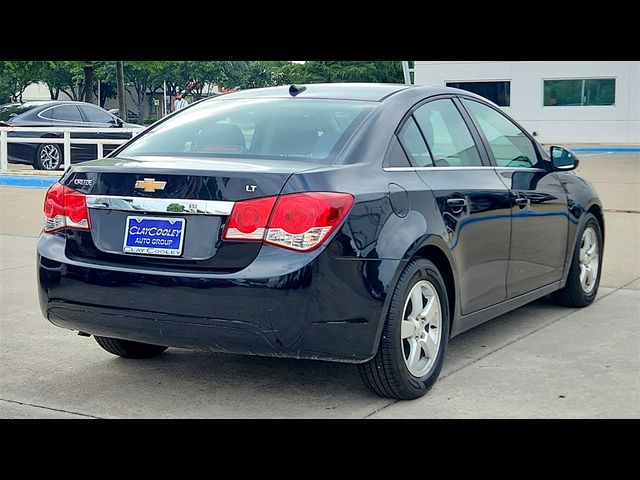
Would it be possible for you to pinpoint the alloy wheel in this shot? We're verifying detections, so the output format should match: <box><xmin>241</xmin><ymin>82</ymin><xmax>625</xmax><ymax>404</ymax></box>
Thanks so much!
<box><xmin>400</xmin><ymin>280</ymin><xmax>442</xmax><ymax>377</ymax></box>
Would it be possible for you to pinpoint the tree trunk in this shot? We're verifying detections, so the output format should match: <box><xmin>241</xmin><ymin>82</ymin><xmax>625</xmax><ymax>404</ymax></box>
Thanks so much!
<box><xmin>116</xmin><ymin>61</ymin><xmax>127</xmax><ymax>122</ymax></box>
<box><xmin>83</xmin><ymin>66</ymin><xmax>95</xmax><ymax>104</ymax></box>
<box><xmin>138</xmin><ymin>87</ymin><xmax>145</xmax><ymax>126</ymax></box>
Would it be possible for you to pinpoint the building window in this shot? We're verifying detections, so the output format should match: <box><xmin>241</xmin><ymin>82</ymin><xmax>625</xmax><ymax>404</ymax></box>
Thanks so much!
<box><xmin>543</xmin><ymin>78</ymin><xmax>615</xmax><ymax>106</ymax></box>
<box><xmin>446</xmin><ymin>81</ymin><xmax>511</xmax><ymax>107</ymax></box>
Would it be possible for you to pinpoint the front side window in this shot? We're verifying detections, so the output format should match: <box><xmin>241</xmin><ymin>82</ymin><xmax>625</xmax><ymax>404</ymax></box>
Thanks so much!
<box><xmin>50</xmin><ymin>105</ymin><xmax>83</xmax><ymax>122</ymax></box>
<box><xmin>413</xmin><ymin>99</ymin><xmax>482</xmax><ymax>167</ymax></box>
<box><xmin>463</xmin><ymin>99</ymin><xmax>539</xmax><ymax>168</ymax></box>
<box><xmin>118</xmin><ymin>98</ymin><xmax>374</xmax><ymax>162</ymax></box>
<box><xmin>543</xmin><ymin>78</ymin><xmax>615</xmax><ymax>106</ymax></box>
<box><xmin>446</xmin><ymin>81</ymin><xmax>511</xmax><ymax>107</ymax></box>
<box><xmin>81</xmin><ymin>106</ymin><xmax>113</xmax><ymax>123</ymax></box>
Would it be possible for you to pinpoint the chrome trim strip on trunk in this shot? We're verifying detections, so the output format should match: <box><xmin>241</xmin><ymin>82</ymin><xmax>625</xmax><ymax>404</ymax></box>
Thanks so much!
<box><xmin>86</xmin><ymin>195</ymin><xmax>235</xmax><ymax>215</ymax></box>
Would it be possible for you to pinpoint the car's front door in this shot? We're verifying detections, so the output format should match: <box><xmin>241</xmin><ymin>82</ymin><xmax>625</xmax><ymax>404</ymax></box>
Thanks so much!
<box><xmin>79</xmin><ymin>105</ymin><xmax>122</xmax><ymax>157</ymax></box>
<box><xmin>460</xmin><ymin>98</ymin><xmax>569</xmax><ymax>298</ymax></box>
<box><xmin>399</xmin><ymin>97</ymin><xmax>513</xmax><ymax>315</ymax></box>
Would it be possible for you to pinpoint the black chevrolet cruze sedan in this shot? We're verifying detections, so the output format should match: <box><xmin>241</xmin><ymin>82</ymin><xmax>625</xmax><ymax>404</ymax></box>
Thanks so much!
<box><xmin>37</xmin><ymin>84</ymin><xmax>604</xmax><ymax>399</ymax></box>
<box><xmin>0</xmin><ymin>101</ymin><xmax>143</xmax><ymax>170</ymax></box>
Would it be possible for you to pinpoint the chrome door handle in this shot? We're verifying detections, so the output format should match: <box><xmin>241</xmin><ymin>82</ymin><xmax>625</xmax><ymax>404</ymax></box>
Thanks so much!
<box><xmin>514</xmin><ymin>194</ymin><xmax>529</xmax><ymax>208</ymax></box>
<box><xmin>447</xmin><ymin>197</ymin><xmax>467</xmax><ymax>213</ymax></box>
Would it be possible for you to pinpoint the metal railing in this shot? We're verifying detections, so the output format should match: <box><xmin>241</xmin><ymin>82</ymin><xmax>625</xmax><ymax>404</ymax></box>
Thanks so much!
<box><xmin>0</xmin><ymin>126</ymin><xmax>144</xmax><ymax>172</ymax></box>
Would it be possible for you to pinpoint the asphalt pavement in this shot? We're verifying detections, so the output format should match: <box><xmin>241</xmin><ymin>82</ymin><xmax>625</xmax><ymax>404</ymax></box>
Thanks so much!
<box><xmin>1</xmin><ymin>151</ymin><xmax>638</xmax><ymax>418</ymax></box>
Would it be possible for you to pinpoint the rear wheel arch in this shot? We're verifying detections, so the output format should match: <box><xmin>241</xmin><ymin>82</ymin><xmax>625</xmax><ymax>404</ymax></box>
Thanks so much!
<box><xmin>411</xmin><ymin>244</ymin><xmax>457</xmax><ymax>336</ymax></box>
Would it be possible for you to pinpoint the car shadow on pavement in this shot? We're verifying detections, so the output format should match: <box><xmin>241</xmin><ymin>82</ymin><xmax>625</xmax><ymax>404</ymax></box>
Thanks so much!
<box><xmin>50</xmin><ymin>295</ymin><xmax>578</xmax><ymax>418</ymax></box>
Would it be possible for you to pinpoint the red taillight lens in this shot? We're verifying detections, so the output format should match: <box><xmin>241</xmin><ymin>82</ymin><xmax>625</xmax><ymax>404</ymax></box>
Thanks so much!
<box><xmin>222</xmin><ymin>196</ymin><xmax>277</xmax><ymax>240</ymax></box>
<box><xmin>222</xmin><ymin>192</ymin><xmax>353</xmax><ymax>252</ymax></box>
<box><xmin>43</xmin><ymin>183</ymin><xmax>91</xmax><ymax>233</ymax></box>
<box><xmin>266</xmin><ymin>192</ymin><xmax>354</xmax><ymax>251</ymax></box>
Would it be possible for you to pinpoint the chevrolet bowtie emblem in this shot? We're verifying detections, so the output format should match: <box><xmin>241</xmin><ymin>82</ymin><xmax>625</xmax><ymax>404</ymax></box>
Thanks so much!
<box><xmin>134</xmin><ymin>178</ymin><xmax>167</xmax><ymax>192</ymax></box>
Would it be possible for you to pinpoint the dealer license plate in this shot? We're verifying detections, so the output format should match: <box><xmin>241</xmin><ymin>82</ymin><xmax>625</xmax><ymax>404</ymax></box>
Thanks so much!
<box><xmin>123</xmin><ymin>216</ymin><xmax>185</xmax><ymax>256</ymax></box>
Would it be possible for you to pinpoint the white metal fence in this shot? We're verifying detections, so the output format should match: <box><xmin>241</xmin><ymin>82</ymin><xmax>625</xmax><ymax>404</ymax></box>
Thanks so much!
<box><xmin>0</xmin><ymin>126</ymin><xmax>143</xmax><ymax>172</ymax></box>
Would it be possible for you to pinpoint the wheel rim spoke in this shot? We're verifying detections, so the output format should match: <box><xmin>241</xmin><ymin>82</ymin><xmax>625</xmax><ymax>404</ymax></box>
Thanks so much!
<box><xmin>418</xmin><ymin>296</ymin><xmax>436</xmax><ymax>324</ymax></box>
<box><xmin>419</xmin><ymin>335</ymin><xmax>437</xmax><ymax>360</ymax></box>
<box><xmin>406</xmin><ymin>338</ymin><xmax>421</xmax><ymax>373</ymax></box>
<box><xmin>410</xmin><ymin>286</ymin><xmax>423</xmax><ymax>318</ymax></box>
<box><xmin>401</xmin><ymin>320</ymin><xmax>415</xmax><ymax>339</ymax></box>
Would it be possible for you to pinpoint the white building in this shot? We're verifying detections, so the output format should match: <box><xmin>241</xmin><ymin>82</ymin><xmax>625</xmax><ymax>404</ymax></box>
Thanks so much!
<box><xmin>413</xmin><ymin>61</ymin><xmax>640</xmax><ymax>144</ymax></box>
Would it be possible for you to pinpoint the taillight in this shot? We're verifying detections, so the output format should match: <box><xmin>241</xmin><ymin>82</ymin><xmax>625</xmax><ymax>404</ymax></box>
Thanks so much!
<box><xmin>43</xmin><ymin>183</ymin><xmax>91</xmax><ymax>233</ymax></box>
<box><xmin>222</xmin><ymin>192</ymin><xmax>354</xmax><ymax>252</ymax></box>
<box><xmin>222</xmin><ymin>196</ymin><xmax>277</xmax><ymax>240</ymax></box>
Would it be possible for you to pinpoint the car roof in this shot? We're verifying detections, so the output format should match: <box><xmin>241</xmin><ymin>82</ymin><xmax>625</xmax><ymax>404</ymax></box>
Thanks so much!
<box><xmin>213</xmin><ymin>83</ymin><xmax>483</xmax><ymax>104</ymax></box>
<box><xmin>216</xmin><ymin>83</ymin><xmax>412</xmax><ymax>102</ymax></box>
<box><xmin>19</xmin><ymin>100</ymin><xmax>104</xmax><ymax>108</ymax></box>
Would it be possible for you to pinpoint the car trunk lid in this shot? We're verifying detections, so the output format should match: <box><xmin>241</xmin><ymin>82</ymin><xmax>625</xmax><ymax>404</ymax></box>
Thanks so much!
<box><xmin>60</xmin><ymin>155</ymin><xmax>325</xmax><ymax>272</ymax></box>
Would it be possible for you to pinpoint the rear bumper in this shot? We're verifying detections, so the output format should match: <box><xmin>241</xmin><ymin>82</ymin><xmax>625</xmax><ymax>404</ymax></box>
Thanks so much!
<box><xmin>37</xmin><ymin>234</ymin><xmax>401</xmax><ymax>363</ymax></box>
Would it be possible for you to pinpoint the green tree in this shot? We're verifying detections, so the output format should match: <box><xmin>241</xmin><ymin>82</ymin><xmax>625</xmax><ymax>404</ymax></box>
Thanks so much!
<box><xmin>37</xmin><ymin>61</ymin><xmax>75</xmax><ymax>100</ymax></box>
<box><xmin>0</xmin><ymin>61</ymin><xmax>40</xmax><ymax>102</ymax></box>
<box><xmin>296</xmin><ymin>61</ymin><xmax>403</xmax><ymax>83</ymax></box>
<box><xmin>166</xmin><ymin>203</ymin><xmax>187</xmax><ymax>212</ymax></box>
<box><xmin>124</xmin><ymin>61</ymin><xmax>163</xmax><ymax>123</ymax></box>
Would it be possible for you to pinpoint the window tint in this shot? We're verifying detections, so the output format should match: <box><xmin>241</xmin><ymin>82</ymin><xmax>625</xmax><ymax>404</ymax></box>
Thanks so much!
<box><xmin>81</xmin><ymin>106</ymin><xmax>113</xmax><ymax>123</ymax></box>
<box><xmin>398</xmin><ymin>117</ymin><xmax>432</xmax><ymax>167</ymax></box>
<box><xmin>119</xmin><ymin>98</ymin><xmax>373</xmax><ymax>162</ymax></box>
<box><xmin>384</xmin><ymin>136</ymin><xmax>411</xmax><ymax>168</ymax></box>
<box><xmin>446</xmin><ymin>81</ymin><xmax>511</xmax><ymax>106</ymax></box>
<box><xmin>544</xmin><ymin>79</ymin><xmax>615</xmax><ymax>106</ymax></box>
<box><xmin>463</xmin><ymin>99</ymin><xmax>539</xmax><ymax>168</ymax></box>
<box><xmin>0</xmin><ymin>104</ymin><xmax>37</xmax><ymax>121</ymax></box>
<box><xmin>413</xmin><ymin>99</ymin><xmax>482</xmax><ymax>167</ymax></box>
<box><xmin>50</xmin><ymin>105</ymin><xmax>83</xmax><ymax>122</ymax></box>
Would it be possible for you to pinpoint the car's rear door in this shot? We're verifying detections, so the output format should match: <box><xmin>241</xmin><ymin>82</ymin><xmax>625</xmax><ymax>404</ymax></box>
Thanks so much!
<box><xmin>460</xmin><ymin>97</ymin><xmax>569</xmax><ymax>297</ymax></box>
<box><xmin>399</xmin><ymin>96</ymin><xmax>513</xmax><ymax>315</ymax></box>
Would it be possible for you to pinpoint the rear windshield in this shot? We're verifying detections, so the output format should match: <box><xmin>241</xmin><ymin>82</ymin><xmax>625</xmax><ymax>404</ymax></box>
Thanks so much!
<box><xmin>0</xmin><ymin>104</ymin><xmax>38</xmax><ymax>122</ymax></box>
<box><xmin>117</xmin><ymin>98</ymin><xmax>374</xmax><ymax>162</ymax></box>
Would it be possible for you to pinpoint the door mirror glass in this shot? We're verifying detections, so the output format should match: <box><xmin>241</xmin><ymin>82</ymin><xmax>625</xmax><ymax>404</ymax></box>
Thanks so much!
<box><xmin>550</xmin><ymin>145</ymin><xmax>579</xmax><ymax>170</ymax></box>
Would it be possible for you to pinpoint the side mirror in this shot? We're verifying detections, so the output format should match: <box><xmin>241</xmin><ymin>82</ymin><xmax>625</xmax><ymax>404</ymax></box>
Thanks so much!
<box><xmin>550</xmin><ymin>145</ymin><xmax>579</xmax><ymax>171</ymax></box>
<box><xmin>110</xmin><ymin>116</ymin><xmax>123</xmax><ymax>127</ymax></box>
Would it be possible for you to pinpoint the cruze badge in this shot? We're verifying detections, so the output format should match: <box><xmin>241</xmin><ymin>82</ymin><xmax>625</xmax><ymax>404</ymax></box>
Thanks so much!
<box><xmin>73</xmin><ymin>178</ymin><xmax>93</xmax><ymax>186</ymax></box>
<box><xmin>135</xmin><ymin>178</ymin><xmax>167</xmax><ymax>192</ymax></box>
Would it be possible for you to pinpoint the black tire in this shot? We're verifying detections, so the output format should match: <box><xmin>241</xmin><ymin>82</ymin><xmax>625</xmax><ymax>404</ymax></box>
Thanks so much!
<box><xmin>358</xmin><ymin>258</ymin><xmax>450</xmax><ymax>400</ymax></box>
<box><xmin>552</xmin><ymin>212</ymin><xmax>603</xmax><ymax>307</ymax></box>
<box><xmin>94</xmin><ymin>336</ymin><xmax>168</xmax><ymax>359</ymax></box>
<box><xmin>34</xmin><ymin>143</ymin><xmax>63</xmax><ymax>170</ymax></box>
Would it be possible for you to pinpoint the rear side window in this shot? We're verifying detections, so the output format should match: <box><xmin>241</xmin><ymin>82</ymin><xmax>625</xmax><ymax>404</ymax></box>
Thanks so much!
<box><xmin>413</xmin><ymin>99</ymin><xmax>482</xmax><ymax>167</ymax></box>
<box><xmin>118</xmin><ymin>98</ymin><xmax>374</xmax><ymax>162</ymax></box>
<box><xmin>50</xmin><ymin>105</ymin><xmax>83</xmax><ymax>122</ymax></box>
<box><xmin>463</xmin><ymin>99</ymin><xmax>539</xmax><ymax>168</ymax></box>
<box><xmin>398</xmin><ymin>117</ymin><xmax>433</xmax><ymax>167</ymax></box>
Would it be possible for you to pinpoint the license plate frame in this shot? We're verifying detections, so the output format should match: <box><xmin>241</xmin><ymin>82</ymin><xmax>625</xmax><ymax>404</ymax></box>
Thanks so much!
<box><xmin>123</xmin><ymin>215</ymin><xmax>186</xmax><ymax>257</ymax></box>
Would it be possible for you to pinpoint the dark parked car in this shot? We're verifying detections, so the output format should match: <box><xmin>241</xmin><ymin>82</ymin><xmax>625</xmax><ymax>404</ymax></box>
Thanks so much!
<box><xmin>107</xmin><ymin>108</ymin><xmax>140</xmax><ymax>124</ymax></box>
<box><xmin>37</xmin><ymin>84</ymin><xmax>604</xmax><ymax>399</ymax></box>
<box><xmin>0</xmin><ymin>101</ymin><xmax>143</xmax><ymax>170</ymax></box>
